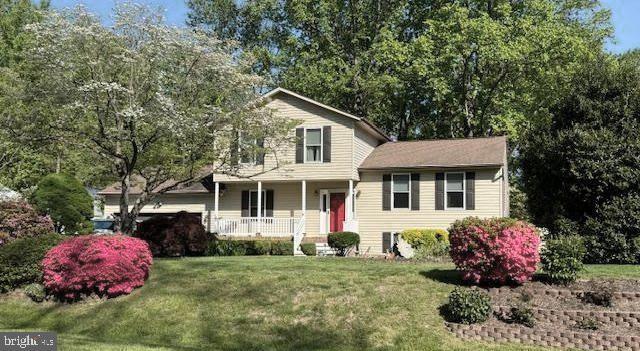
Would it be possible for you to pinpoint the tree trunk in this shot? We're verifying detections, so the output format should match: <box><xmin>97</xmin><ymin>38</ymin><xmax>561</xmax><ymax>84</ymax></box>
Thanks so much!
<box><xmin>118</xmin><ymin>173</ymin><xmax>136</xmax><ymax>235</ymax></box>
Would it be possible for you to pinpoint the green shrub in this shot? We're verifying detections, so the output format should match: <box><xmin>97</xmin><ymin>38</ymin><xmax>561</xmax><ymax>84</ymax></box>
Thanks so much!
<box><xmin>24</xmin><ymin>283</ymin><xmax>46</xmax><ymax>302</ymax></box>
<box><xmin>401</xmin><ymin>228</ymin><xmax>450</xmax><ymax>259</ymax></box>
<box><xmin>32</xmin><ymin>174</ymin><xmax>93</xmax><ymax>234</ymax></box>
<box><xmin>507</xmin><ymin>304</ymin><xmax>536</xmax><ymax>328</ymax></box>
<box><xmin>541</xmin><ymin>235</ymin><xmax>585</xmax><ymax>284</ymax></box>
<box><xmin>0</xmin><ymin>234</ymin><xmax>64</xmax><ymax>292</ymax></box>
<box><xmin>270</xmin><ymin>240</ymin><xmax>293</xmax><ymax>255</ymax></box>
<box><xmin>444</xmin><ymin>287</ymin><xmax>492</xmax><ymax>324</ymax></box>
<box><xmin>576</xmin><ymin>318</ymin><xmax>599</xmax><ymax>330</ymax></box>
<box><xmin>252</xmin><ymin>240</ymin><xmax>272</xmax><ymax>255</ymax></box>
<box><xmin>327</xmin><ymin>231</ymin><xmax>359</xmax><ymax>256</ymax></box>
<box><xmin>300</xmin><ymin>243</ymin><xmax>316</xmax><ymax>256</ymax></box>
<box><xmin>208</xmin><ymin>239</ymin><xmax>292</xmax><ymax>256</ymax></box>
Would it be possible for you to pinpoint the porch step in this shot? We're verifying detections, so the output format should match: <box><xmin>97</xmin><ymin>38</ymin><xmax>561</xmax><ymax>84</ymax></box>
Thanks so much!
<box><xmin>315</xmin><ymin>243</ymin><xmax>336</xmax><ymax>256</ymax></box>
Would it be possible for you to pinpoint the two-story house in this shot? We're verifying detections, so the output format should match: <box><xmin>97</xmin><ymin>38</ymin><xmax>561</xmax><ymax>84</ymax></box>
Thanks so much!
<box><xmin>100</xmin><ymin>88</ymin><xmax>509</xmax><ymax>255</ymax></box>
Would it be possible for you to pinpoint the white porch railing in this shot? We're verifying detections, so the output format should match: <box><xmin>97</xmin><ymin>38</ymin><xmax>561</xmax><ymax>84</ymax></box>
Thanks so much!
<box><xmin>213</xmin><ymin>217</ymin><xmax>300</xmax><ymax>237</ymax></box>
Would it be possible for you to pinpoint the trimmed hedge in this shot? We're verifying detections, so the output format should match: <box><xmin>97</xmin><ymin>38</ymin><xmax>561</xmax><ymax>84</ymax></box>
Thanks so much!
<box><xmin>327</xmin><ymin>231</ymin><xmax>359</xmax><ymax>256</ymax></box>
<box><xmin>300</xmin><ymin>243</ymin><xmax>316</xmax><ymax>256</ymax></box>
<box><xmin>0</xmin><ymin>233</ymin><xmax>64</xmax><ymax>292</ymax></box>
<box><xmin>207</xmin><ymin>238</ymin><xmax>294</xmax><ymax>256</ymax></box>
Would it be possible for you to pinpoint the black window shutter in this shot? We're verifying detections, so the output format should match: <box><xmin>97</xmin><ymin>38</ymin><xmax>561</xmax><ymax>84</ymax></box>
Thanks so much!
<box><xmin>265</xmin><ymin>189</ymin><xmax>274</xmax><ymax>217</ymax></box>
<box><xmin>382</xmin><ymin>232</ymin><xmax>391</xmax><ymax>253</ymax></box>
<box><xmin>435</xmin><ymin>172</ymin><xmax>445</xmax><ymax>210</ymax></box>
<box><xmin>466</xmin><ymin>171</ymin><xmax>475</xmax><ymax>210</ymax></box>
<box><xmin>411</xmin><ymin>173</ymin><xmax>420</xmax><ymax>210</ymax></box>
<box><xmin>295</xmin><ymin>128</ymin><xmax>304</xmax><ymax>163</ymax></box>
<box><xmin>256</xmin><ymin>138</ymin><xmax>265</xmax><ymax>165</ymax></box>
<box><xmin>382</xmin><ymin>174</ymin><xmax>391</xmax><ymax>211</ymax></box>
<box><xmin>241</xmin><ymin>190</ymin><xmax>250</xmax><ymax>217</ymax></box>
<box><xmin>323</xmin><ymin>126</ymin><xmax>331</xmax><ymax>163</ymax></box>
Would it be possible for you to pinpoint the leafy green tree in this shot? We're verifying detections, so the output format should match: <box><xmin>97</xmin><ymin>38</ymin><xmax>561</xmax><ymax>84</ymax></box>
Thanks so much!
<box><xmin>4</xmin><ymin>4</ymin><xmax>293</xmax><ymax>234</ymax></box>
<box><xmin>32</xmin><ymin>174</ymin><xmax>93</xmax><ymax>233</ymax></box>
<box><xmin>187</xmin><ymin>0</ymin><xmax>610</xmax><ymax>140</ymax></box>
<box><xmin>521</xmin><ymin>52</ymin><xmax>640</xmax><ymax>263</ymax></box>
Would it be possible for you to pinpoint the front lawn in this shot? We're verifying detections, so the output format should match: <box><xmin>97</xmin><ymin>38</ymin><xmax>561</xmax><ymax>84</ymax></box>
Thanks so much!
<box><xmin>0</xmin><ymin>257</ymin><xmax>639</xmax><ymax>351</ymax></box>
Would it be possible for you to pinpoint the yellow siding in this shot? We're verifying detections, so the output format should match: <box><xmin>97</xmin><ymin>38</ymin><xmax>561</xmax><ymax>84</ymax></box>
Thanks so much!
<box><xmin>355</xmin><ymin>169</ymin><xmax>505</xmax><ymax>256</ymax></box>
<box><xmin>352</xmin><ymin>124</ymin><xmax>379</xmax><ymax>179</ymax></box>
<box><xmin>214</xmin><ymin>94</ymin><xmax>356</xmax><ymax>182</ymax></box>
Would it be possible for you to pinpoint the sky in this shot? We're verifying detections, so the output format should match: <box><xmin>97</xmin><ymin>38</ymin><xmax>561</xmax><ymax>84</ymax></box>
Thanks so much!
<box><xmin>49</xmin><ymin>0</ymin><xmax>639</xmax><ymax>54</ymax></box>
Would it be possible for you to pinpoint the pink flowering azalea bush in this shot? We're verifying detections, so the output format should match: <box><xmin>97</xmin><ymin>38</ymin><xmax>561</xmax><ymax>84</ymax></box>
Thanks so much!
<box><xmin>449</xmin><ymin>217</ymin><xmax>541</xmax><ymax>285</ymax></box>
<box><xmin>0</xmin><ymin>200</ymin><xmax>54</xmax><ymax>246</ymax></box>
<box><xmin>42</xmin><ymin>235</ymin><xmax>152</xmax><ymax>300</ymax></box>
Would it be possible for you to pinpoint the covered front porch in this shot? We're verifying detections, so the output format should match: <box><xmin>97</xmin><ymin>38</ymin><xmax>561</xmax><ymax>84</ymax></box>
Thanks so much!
<box><xmin>209</xmin><ymin>179</ymin><xmax>358</xmax><ymax>254</ymax></box>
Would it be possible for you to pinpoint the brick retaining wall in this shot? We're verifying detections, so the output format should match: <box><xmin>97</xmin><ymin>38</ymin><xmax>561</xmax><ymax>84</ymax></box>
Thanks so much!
<box><xmin>494</xmin><ymin>305</ymin><xmax>640</xmax><ymax>328</ymax></box>
<box><xmin>488</xmin><ymin>287</ymin><xmax>640</xmax><ymax>301</ymax></box>
<box><xmin>446</xmin><ymin>322</ymin><xmax>640</xmax><ymax>350</ymax></box>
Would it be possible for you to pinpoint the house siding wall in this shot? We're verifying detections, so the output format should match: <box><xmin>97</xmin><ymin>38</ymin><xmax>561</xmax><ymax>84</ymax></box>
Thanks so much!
<box><xmin>355</xmin><ymin>168</ymin><xmax>505</xmax><ymax>255</ymax></box>
<box><xmin>352</xmin><ymin>125</ymin><xmax>380</xmax><ymax>179</ymax></box>
<box><xmin>214</xmin><ymin>94</ymin><xmax>357</xmax><ymax>182</ymax></box>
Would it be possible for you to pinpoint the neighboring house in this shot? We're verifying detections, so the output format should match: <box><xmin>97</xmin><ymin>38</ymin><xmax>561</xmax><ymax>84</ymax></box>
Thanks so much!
<box><xmin>99</xmin><ymin>88</ymin><xmax>509</xmax><ymax>255</ymax></box>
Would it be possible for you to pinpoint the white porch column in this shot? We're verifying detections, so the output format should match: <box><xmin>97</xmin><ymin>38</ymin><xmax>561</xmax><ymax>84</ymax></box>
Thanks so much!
<box><xmin>301</xmin><ymin>180</ymin><xmax>306</xmax><ymax>217</ymax></box>
<box><xmin>301</xmin><ymin>180</ymin><xmax>306</xmax><ymax>234</ymax></box>
<box><xmin>214</xmin><ymin>182</ymin><xmax>220</xmax><ymax>217</ymax></box>
<box><xmin>257</xmin><ymin>181</ymin><xmax>262</xmax><ymax>234</ymax></box>
<box><xmin>347</xmin><ymin>179</ymin><xmax>354</xmax><ymax>220</ymax></box>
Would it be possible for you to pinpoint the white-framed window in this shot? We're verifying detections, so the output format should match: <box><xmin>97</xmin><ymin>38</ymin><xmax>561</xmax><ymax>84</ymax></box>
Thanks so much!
<box><xmin>249</xmin><ymin>190</ymin><xmax>266</xmax><ymax>217</ymax></box>
<box><xmin>304</xmin><ymin>128</ymin><xmax>322</xmax><ymax>163</ymax></box>
<box><xmin>392</xmin><ymin>173</ymin><xmax>410</xmax><ymax>209</ymax></box>
<box><xmin>445</xmin><ymin>172</ymin><xmax>465</xmax><ymax>209</ymax></box>
<box><xmin>239</xmin><ymin>133</ymin><xmax>258</xmax><ymax>164</ymax></box>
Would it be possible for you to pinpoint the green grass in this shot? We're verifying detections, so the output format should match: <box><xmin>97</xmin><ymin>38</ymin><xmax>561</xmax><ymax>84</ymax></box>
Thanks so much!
<box><xmin>0</xmin><ymin>257</ymin><xmax>637</xmax><ymax>351</ymax></box>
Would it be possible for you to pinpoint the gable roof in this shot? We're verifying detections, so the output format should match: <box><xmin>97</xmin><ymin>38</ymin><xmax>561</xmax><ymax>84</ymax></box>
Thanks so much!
<box><xmin>263</xmin><ymin>87</ymin><xmax>390</xmax><ymax>142</ymax></box>
<box><xmin>359</xmin><ymin>136</ymin><xmax>507</xmax><ymax>170</ymax></box>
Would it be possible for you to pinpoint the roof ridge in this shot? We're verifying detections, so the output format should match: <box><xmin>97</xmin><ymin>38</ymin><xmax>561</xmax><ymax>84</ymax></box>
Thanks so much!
<box><xmin>387</xmin><ymin>135</ymin><xmax>506</xmax><ymax>143</ymax></box>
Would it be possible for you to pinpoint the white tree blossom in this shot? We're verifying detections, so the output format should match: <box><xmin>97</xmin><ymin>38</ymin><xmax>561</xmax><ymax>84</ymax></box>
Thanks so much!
<box><xmin>14</xmin><ymin>3</ymin><xmax>294</xmax><ymax>233</ymax></box>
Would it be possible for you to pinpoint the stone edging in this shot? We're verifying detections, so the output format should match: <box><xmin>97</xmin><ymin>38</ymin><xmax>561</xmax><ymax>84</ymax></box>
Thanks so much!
<box><xmin>494</xmin><ymin>305</ymin><xmax>640</xmax><ymax>328</ymax></box>
<box><xmin>445</xmin><ymin>322</ymin><xmax>640</xmax><ymax>351</ymax></box>
<box><xmin>488</xmin><ymin>287</ymin><xmax>640</xmax><ymax>301</ymax></box>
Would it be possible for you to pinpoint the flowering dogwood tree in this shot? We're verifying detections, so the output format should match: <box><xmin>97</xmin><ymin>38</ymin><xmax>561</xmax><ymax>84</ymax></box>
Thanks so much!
<box><xmin>10</xmin><ymin>4</ymin><xmax>293</xmax><ymax>233</ymax></box>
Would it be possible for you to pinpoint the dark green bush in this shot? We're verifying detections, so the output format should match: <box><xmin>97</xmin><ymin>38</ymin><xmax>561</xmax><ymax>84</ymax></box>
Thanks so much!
<box><xmin>24</xmin><ymin>283</ymin><xmax>46</xmax><ymax>302</ymax></box>
<box><xmin>0</xmin><ymin>234</ymin><xmax>64</xmax><ymax>292</ymax></box>
<box><xmin>208</xmin><ymin>238</ymin><xmax>293</xmax><ymax>256</ymax></box>
<box><xmin>300</xmin><ymin>243</ymin><xmax>316</xmax><ymax>256</ymax></box>
<box><xmin>444</xmin><ymin>287</ymin><xmax>492</xmax><ymax>324</ymax></box>
<box><xmin>270</xmin><ymin>240</ymin><xmax>293</xmax><ymax>255</ymax></box>
<box><xmin>327</xmin><ymin>231</ymin><xmax>359</xmax><ymax>256</ymax></box>
<box><xmin>581</xmin><ymin>284</ymin><xmax>615</xmax><ymax>307</ymax></box>
<box><xmin>508</xmin><ymin>304</ymin><xmax>536</xmax><ymax>328</ymax></box>
<box><xmin>541</xmin><ymin>235</ymin><xmax>586</xmax><ymax>284</ymax></box>
<box><xmin>32</xmin><ymin>174</ymin><xmax>93</xmax><ymax>234</ymax></box>
<box><xmin>135</xmin><ymin>212</ymin><xmax>208</xmax><ymax>257</ymax></box>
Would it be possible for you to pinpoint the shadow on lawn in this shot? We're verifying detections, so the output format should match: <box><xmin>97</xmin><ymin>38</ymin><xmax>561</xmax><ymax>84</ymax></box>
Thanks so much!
<box><xmin>420</xmin><ymin>269</ymin><xmax>469</xmax><ymax>286</ymax></box>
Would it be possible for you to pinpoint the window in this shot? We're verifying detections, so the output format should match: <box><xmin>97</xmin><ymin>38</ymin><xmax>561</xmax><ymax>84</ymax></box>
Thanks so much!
<box><xmin>392</xmin><ymin>174</ymin><xmax>410</xmax><ymax>209</ymax></box>
<box><xmin>239</xmin><ymin>133</ymin><xmax>258</xmax><ymax>164</ymax></box>
<box><xmin>249</xmin><ymin>190</ymin><xmax>266</xmax><ymax>217</ymax></box>
<box><xmin>446</xmin><ymin>173</ymin><xmax>465</xmax><ymax>209</ymax></box>
<box><xmin>305</xmin><ymin>128</ymin><xmax>322</xmax><ymax>162</ymax></box>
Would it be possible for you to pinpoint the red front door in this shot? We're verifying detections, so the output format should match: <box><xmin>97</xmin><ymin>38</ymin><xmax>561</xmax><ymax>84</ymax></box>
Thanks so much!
<box><xmin>329</xmin><ymin>193</ymin><xmax>345</xmax><ymax>232</ymax></box>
